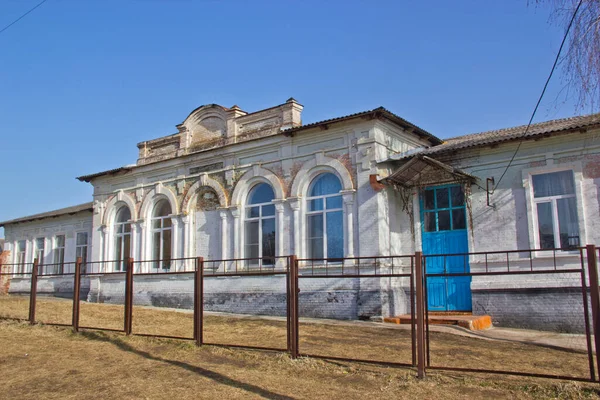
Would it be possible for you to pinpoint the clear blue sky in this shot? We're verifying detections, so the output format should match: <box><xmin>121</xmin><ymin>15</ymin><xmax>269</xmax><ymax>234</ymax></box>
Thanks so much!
<box><xmin>0</xmin><ymin>0</ymin><xmax>587</xmax><ymax>237</ymax></box>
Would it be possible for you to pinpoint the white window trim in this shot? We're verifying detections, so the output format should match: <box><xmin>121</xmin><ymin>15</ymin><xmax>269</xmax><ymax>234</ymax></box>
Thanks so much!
<box><xmin>522</xmin><ymin>162</ymin><xmax>587</xmax><ymax>258</ymax></box>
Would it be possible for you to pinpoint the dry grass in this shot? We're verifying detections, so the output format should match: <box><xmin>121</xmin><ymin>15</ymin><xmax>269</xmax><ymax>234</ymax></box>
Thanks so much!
<box><xmin>0</xmin><ymin>295</ymin><xmax>599</xmax><ymax>399</ymax></box>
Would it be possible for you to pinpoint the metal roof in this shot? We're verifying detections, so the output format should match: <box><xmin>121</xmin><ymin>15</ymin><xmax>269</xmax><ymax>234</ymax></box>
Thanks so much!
<box><xmin>76</xmin><ymin>166</ymin><xmax>132</xmax><ymax>183</ymax></box>
<box><xmin>383</xmin><ymin>155</ymin><xmax>476</xmax><ymax>188</ymax></box>
<box><xmin>282</xmin><ymin>107</ymin><xmax>441</xmax><ymax>145</ymax></box>
<box><xmin>0</xmin><ymin>202</ymin><xmax>93</xmax><ymax>227</ymax></box>
<box><xmin>391</xmin><ymin>112</ymin><xmax>600</xmax><ymax>160</ymax></box>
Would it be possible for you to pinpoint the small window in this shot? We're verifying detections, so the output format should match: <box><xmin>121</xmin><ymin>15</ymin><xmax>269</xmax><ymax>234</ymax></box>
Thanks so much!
<box><xmin>532</xmin><ymin>171</ymin><xmax>579</xmax><ymax>250</ymax></box>
<box><xmin>54</xmin><ymin>235</ymin><xmax>65</xmax><ymax>274</ymax></box>
<box><xmin>76</xmin><ymin>232</ymin><xmax>89</xmax><ymax>273</ymax></box>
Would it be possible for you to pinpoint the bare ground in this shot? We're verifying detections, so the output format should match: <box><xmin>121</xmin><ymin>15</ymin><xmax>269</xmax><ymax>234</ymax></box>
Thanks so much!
<box><xmin>0</xmin><ymin>295</ymin><xmax>599</xmax><ymax>399</ymax></box>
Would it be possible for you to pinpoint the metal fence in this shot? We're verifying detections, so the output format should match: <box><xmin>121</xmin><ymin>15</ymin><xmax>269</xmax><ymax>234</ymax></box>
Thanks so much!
<box><xmin>1</xmin><ymin>246</ymin><xmax>600</xmax><ymax>383</ymax></box>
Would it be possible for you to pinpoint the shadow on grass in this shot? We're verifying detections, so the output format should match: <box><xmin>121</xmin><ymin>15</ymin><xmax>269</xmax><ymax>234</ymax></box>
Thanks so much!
<box><xmin>80</xmin><ymin>331</ymin><xmax>294</xmax><ymax>400</ymax></box>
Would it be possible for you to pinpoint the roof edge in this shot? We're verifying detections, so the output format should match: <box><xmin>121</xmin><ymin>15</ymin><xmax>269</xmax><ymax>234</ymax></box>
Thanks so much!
<box><xmin>0</xmin><ymin>202</ymin><xmax>94</xmax><ymax>227</ymax></box>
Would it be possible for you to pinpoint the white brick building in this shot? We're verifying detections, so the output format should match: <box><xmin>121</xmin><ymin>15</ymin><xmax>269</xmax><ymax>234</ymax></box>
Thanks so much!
<box><xmin>2</xmin><ymin>99</ymin><xmax>600</xmax><ymax>329</ymax></box>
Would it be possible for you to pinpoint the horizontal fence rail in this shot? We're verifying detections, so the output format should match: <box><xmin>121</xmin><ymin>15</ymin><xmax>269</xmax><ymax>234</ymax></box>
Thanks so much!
<box><xmin>0</xmin><ymin>247</ymin><xmax>598</xmax><ymax>383</ymax></box>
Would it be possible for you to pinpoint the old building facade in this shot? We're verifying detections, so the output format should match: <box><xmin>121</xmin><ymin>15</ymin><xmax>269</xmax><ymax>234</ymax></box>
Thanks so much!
<box><xmin>2</xmin><ymin>98</ymin><xmax>600</xmax><ymax>329</ymax></box>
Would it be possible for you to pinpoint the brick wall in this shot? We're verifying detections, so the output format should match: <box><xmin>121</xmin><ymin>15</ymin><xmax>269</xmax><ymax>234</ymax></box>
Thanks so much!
<box><xmin>84</xmin><ymin>274</ymin><xmax>406</xmax><ymax>320</ymax></box>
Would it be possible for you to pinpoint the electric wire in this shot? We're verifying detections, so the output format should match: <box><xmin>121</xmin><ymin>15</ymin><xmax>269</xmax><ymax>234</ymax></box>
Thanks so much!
<box><xmin>0</xmin><ymin>0</ymin><xmax>49</xmax><ymax>37</ymax></box>
<box><xmin>492</xmin><ymin>0</ymin><xmax>584</xmax><ymax>194</ymax></box>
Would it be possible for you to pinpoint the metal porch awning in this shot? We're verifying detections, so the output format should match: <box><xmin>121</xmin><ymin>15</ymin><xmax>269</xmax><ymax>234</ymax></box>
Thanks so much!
<box><xmin>382</xmin><ymin>155</ymin><xmax>476</xmax><ymax>188</ymax></box>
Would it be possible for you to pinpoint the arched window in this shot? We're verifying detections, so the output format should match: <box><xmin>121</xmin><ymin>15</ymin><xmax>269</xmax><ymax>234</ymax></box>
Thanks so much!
<box><xmin>114</xmin><ymin>206</ymin><xmax>131</xmax><ymax>271</ymax></box>
<box><xmin>245</xmin><ymin>183</ymin><xmax>276</xmax><ymax>266</ymax></box>
<box><xmin>151</xmin><ymin>199</ymin><xmax>172</xmax><ymax>270</ymax></box>
<box><xmin>307</xmin><ymin>173</ymin><xmax>343</xmax><ymax>260</ymax></box>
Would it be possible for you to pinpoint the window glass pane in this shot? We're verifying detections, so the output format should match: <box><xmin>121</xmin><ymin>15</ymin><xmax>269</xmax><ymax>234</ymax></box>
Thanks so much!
<box><xmin>124</xmin><ymin>222</ymin><xmax>131</xmax><ymax>233</ymax></box>
<box><xmin>116</xmin><ymin>236</ymin><xmax>123</xmax><ymax>262</ymax></box>
<box><xmin>308</xmin><ymin>214</ymin><xmax>324</xmax><ymax>239</ymax></box>
<box><xmin>262</xmin><ymin>204</ymin><xmax>275</xmax><ymax>217</ymax></box>
<box><xmin>76</xmin><ymin>232</ymin><xmax>88</xmax><ymax>246</ymax></box>
<box><xmin>18</xmin><ymin>240</ymin><xmax>26</xmax><ymax>252</ymax></box>
<box><xmin>537</xmin><ymin>202</ymin><xmax>555</xmax><ymax>249</ymax></box>
<box><xmin>56</xmin><ymin>235</ymin><xmax>65</xmax><ymax>247</ymax></box>
<box><xmin>310</xmin><ymin>173</ymin><xmax>342</xmax><ymax>197</ymax></box>
<box><xmin>308</xmin><ymin>198</ymin><xmax>323</xmax><ymax>211</ymax></box>
<box><xmin>152</xmin><ymin>219</ymin><xmax>161</xmax><ymax>229</ymax></box>
<box><xmin>245</xmin><ymin>221</ymin><xmax>259</xmax><ymax>246</ymax></box>
<box><xmin>438</xmin><ymin>210</ymin><xmax>451</xmax><ymax>231</ymax></box>
<box><xmin>153</xmin><ymin>200</ymin><xmax>171</xmax><ymax>218</ymax></box>
<box><xmin>326</xmin><ymin>195</ymin><xmax>343</xmax><ymax>209</ymax></box>
<box><xmin>308</xmin><ymin>214</ymin><xmax>324</xmax><ymax>259</ymax></box>
<box><xmin>452</xmin><ymin>209</ymin><xmax>466</xmax><ymax>230</ymax></box>
<box><xmin>424</xmin><ymin>190</ymin><xmax>435</xmax><ymax>210</ymax></box>
<box><xmin>116</xmin><ymin>206</ymin><xmax>131</xmax><ymax>223</ymax></box>
<box><xmin>424</xmin><ymin>212</ymin><xmax>436</xmax><ymax>232</ymax></box>
<box><xmin>246</xmin><ymin>243</ymin><xmax>260</xmax><ymax>262</ymax></box>
<box><xmin>450</xmin><ymin>186</ymin><xmax>465</xmax><ymax>207</ymax></box>
<box><xmin>436</xmin><ymin>188</ymin><xmax>449</xmax><ymax>209</ymax></box>
<box><xmin>532</xmin><ymin>171</ymin><xmax>575</xmax><ymax>198</ymax></box>
<box><xmin>557</xmin><ymin>197</ymin><xmax>579</xmax><ymax>248</ymax></box>
<box><xmin>326</xmin><ymin>211</ymin><xmax>344</xmax><ymax>259</ymax></box>
<box><xmin>309</xmin><ymin>239</ymin><xmax>324</xmax><ymax>259</ymax></box>
<box><xmin>124</xmin><ymin>235</ymin><xmax>131</xmax><ymax>261</ymax></box>
<box><xmin>162</xmin><ymin>229</ymin><xmax>171</xmax><ymax>269</ymax></box>
<box><xmin>152</xmin><ymin>232</ymin><xmax>161</xmax><ymax>261</ymax></box>
<box><xmin>163</xmin><ymin>218</ymin><xmax>172</xmax><ymax>229</ymax></box>
<box><xmin>262</xmin><ymin>219</ymin><xmax>276</xmax><ymax>260</ymax></box>
<box><xmin>249</xmin><ymin>183</ymin><xmax>275</xmax><ymax>205</ymax></box>
<box><xmin>247</xmin><ymin>206</ymin><xmax>260</xmax><ymax>218</ymax></box>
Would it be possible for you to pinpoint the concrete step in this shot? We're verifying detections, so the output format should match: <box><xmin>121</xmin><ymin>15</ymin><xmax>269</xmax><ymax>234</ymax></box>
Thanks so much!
<box><xmin>384</xmin><ymin>314</ymin><xmax>492</xmax><ymax>331</ymax></box>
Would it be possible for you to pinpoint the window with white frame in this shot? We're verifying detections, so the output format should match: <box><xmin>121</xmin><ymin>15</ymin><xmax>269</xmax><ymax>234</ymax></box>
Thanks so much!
<box><xmin>245</xmin><ymin>183</ymin><xmax>276</xmax><ymax>266</ymax></box>
<box><xmin>532</xmin><ymin>170</ymin><xmax>580</xmax><ymax>250</ymax></box>
<box><xmin>306</xmin><ymin>173</ymin><xmax>344</xmax><ymax>260</ymax></box>
<box><xmin>151</xmin><ymin>199</ymin><xmax>172</xmax><ymax>270</ymax></box>
<box><xmin>76</xmin><ymin>232</ymin><xmax>89</xmax><ymax>272</ymax></box>
<box><xmin>114</xmin><ymin>206</ymin><xmax>131</xmax><ymax>272</ymax></box>
<box><xmin>16</xmin><ymin>240</ymin><xmax>26</xmax><ymax>274</ymax></box>
<box><xmin>35</xmin><ymin>238</ymin><xmax>45</xmax><ymax>274</ymax></box>
<box><xmin>54</xmin><ymin>235</ymin><xmax>65</xmax><ymax>274</ymax></box>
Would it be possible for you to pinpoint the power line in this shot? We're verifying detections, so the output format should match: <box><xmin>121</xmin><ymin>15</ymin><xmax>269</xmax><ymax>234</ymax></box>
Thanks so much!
<box><xmin>0</xmin><ymin>0</ymin><xmax>49</xmax><ymax>37</ymax></box>
<box><xmin>492</xmin><ymin>0</ymin><xmax>584</xmax><ymax>194</ymax></box>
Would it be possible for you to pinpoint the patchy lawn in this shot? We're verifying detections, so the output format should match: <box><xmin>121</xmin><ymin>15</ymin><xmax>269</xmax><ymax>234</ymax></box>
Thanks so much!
<box><xmin>0</xmin><ymin>295</ymin><xmax>598</xmax><ymax>399</ymax></box>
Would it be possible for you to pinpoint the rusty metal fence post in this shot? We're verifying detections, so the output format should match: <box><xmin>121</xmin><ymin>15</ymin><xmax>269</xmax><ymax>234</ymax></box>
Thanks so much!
<box><xmin>286</xmin><ymin>255</ymin><xmax>292</xmax><ymax>353</ymax></box>
<box><xmin>194</xmin><ymin>256</ymin><xmax>204</xmax><ymax>347</ymax></box>
<box><xmin>72</xmin><ymin>257</ymin><xmax>82</xmax><ymax>332</ymax></box>
<box><xmin>28</xmin><ymin>258</ymin><xmax>39</xmax><ymax>325</ymax></box>
<box><xmin>415</xmin><ymin>251</ymin><xmax>426</xmax><ymax>379</ymax></box>
<box><xmin>288</xmin><ymin>255</ymin><xmax>299</xmax><ymax>359</ymax></box>
<box><xmin>585</xmin><ymin>244</ymin><xmax>600</xmax><ymax>378</ymax></box>
<box><xmin>124</xmin><ymin>258</ymin><xmax>134</xmax><ymax>335</ymax></box>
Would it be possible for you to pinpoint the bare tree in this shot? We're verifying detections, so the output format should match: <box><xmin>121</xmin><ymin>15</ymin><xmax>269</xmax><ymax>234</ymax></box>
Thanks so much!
<box><xmin>537</xmin><ymin>0</ymin><xmax>600</xmax><ymax>111</ymax></box>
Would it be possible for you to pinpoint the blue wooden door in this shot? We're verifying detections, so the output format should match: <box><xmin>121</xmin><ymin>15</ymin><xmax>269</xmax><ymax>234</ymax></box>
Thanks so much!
<box><xmin>421</xmin><ymin>185</ymin><xmax>472</xmax><ymax>311</ymax></box>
